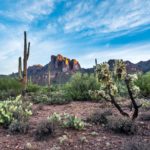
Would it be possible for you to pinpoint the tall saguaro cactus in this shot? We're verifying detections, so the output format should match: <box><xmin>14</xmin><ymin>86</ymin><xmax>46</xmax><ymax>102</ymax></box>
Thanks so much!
<box><xmin>18</xmin><ymin>31</ymin><xmax>30</xmax><ymax>90</ymax></box>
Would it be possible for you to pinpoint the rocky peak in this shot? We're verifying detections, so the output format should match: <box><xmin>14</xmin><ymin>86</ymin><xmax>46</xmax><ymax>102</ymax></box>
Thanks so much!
<box><xmin>51</xmin><ymin>54</ymin><xmax>80</xmax><ymax>72</ymax></box>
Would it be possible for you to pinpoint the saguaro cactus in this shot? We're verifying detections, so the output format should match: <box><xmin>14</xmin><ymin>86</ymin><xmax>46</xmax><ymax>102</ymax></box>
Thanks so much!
<box><xmin>48</xmin><ymin>62</ymin><xmax>51</xmax><ymax>88</ymax></box>
<box><xmin>18</xmin><ymin>31</ymin><xmax>30</xmax><ymax>90</ymax></box>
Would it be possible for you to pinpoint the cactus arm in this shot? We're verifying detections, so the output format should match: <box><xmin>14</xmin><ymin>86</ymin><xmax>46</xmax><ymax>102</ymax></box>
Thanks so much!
<box><xmin>18</xmin><ymin>57</ymin><xmax>22</xmax><ymax>80</ymax></box>
<box><xmin>27</xmin><ymin>42</ymin><xmax>30</xmax><ymax>60</ymax></box>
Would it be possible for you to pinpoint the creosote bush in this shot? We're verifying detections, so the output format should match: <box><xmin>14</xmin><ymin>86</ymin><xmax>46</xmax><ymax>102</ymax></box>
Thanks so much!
<box><xmin>9</xmin><ymin>120</ymin><xmax>29</xmax><ymax>134</ymax></box>
<box><xmin>34</xmin><ymin>120</ymin><xmax>54</xmax><ymax>141</ymax></box>
<box><xmin>26</xmin><ymin>83</ymin><xmax>41</xmax><ymax>93</ymax></box>
<box><xmin>0</xmin><ymin>77</ymin><xmax>22</xmax><ymax>100</ymax></box>
<box><xmin>107</xmin><ymin>116</ymin><xmax>138</xmax><ymax>135</ymax></box>
<box><xmin>31</xmin><ymin>91</ymin><xmax>71</xmax><ymax>105</ymax></box>
<box><xmin>64</xmin><ymin>73</ymin><xmax>100</xmax><ymax>101</ymax></box>
<box><xmin>87</xmin><ymin>109</ymin><xmax>112</xmax><ymax>125</ymax></box>
<box><xmin>135</xmin><ymin>72</ymin><xmax>150</xmax><ymax>98</ymax></box>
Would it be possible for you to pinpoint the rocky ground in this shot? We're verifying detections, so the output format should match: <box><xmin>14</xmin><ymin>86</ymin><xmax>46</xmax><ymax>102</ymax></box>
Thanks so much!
<box><xmin>0</xmin><ymin>101</ymin><xmax>149</xmax><ymax>150</ymax></box>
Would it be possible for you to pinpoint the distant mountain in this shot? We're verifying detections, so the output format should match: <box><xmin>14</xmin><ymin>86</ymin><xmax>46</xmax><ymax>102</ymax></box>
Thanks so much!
<box><xmin>27</xmin><ymin>54</ymin><xmax>81</xmax><ymax>85</ymax></box>
<box><xmin>108</xmin><ymin>59</ymin><xmax>142</xmax><ymax>73</ymax></box>
<box><xmin>10</xmin><ymin>56</ymin><xmax>150</xmax><ymax>85</ymax></box>
<box><xmin>136</xmin><ymin>60</ymin><xmax>150</xmax><ymax>73</ymax></box>
<box><xmin>81</xmin><ymin>59</ymin><xmax>150</xmax><ymax>75</ymax></box>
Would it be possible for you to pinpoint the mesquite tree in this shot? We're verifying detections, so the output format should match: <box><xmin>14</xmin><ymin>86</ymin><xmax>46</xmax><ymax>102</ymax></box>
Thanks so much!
<box><xmin>18</xmin><ymin>31</ymin><xmax>30</xmax><ymax>90</ymax></box>
<box><xmin>94</xmin><ymin>60</ymin><xmax>141</xmax><ymax>120</ymax></box>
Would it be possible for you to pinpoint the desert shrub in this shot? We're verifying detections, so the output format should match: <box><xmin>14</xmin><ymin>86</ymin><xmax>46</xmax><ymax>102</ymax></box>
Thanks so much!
<box><xmin>140</xmin><ymin>100</ymin><xmax>150</xmax><ymax>110</ymax></box>
<box><xmin>63</xmin><ymin>113</ymin><xmax>84</xmax><ymax>130</ymax></box>
<box><xmin>32</xmin><ymin>91</ymin><xmax>71</xmax><ymax>105</ymax></box>
<box><xmin>64</xmin><ymin>73</ymin><xmax>100</xmax><ymax>101</ymax></box>
<box><xmin>0</xmin><ymin>77</ymin><xmax>22</xmax><ymax>100</ymax></box>
<box><xmin>26</xmin><ymin>83</ymin><xmax>41</xmax><ymax>93</ymax></box>
<box><xmin>47</xmin><ymin>113</ymin><xmax>84</xmax><ymax>130</ymax></box>
<box><xmin>124</xmin><ymin>138</ymin><xmax>150</xmax><ymax>150</ymax></box>
<box><xmin>41</xmin><ymin>85</ymin><xmax>60</xmax><ymax>94</ymax></box>
<box><xmin>139</xmin><ymin>112</ymin><xmax>150</xmax><ymax>121</ymax></box>
<box><xmin>48</xmin><ymin>112</ymin><xmax>62</xmax><ymax>123</ymax></box>
<box><xmin>45</xmin><ymin>91</ymin><xmax>72</xmax><ymax>105</ymax></box>
<box><xmin>135</xmin><ymin>72</ymin><xmax>150</xmax><ymax>98</ymax></box>
<box><xmin>34</xmin><ymin>120</ymin><xmax>54</xmax><ymax>141</ymax></box>
<box><xmin>0</xmin><ymin>95</ymin><xmax>32</xmax><ymax>127</ymax></box>
<box><xmin>107</xmin><ymin>116</ymin><xmax>138</xmax><ymax>135</ymax></box>
<box><xmin>87</xmin><ymin>109</ymin><xmax>112</xmax><ymax>125</ymax></box>
<box><xmin>32</xmin><ymin>94</ymin><xmax>49</xmax><ymax>104</ymax></box>
<box><xmin>9</xmin><ymin>120</ymin><xmax>29</xmax><ymax>134</ymax></box>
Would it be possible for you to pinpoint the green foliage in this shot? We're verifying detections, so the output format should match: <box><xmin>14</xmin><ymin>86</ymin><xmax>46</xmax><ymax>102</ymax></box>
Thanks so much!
<box><xmin>31</xmin><ymin>90</ymin><xmax>71</xmax><ymax>105</ymax></box>
<box><xmin>87</xmin><ymin>109</ymin><xmax>112</xmax><ymax>125</ymax></box>
<box><xmin>136</xmin><ymin>72</ymin><xmax>150</xmax><ymax>97</ymax></box>
<box><xmin>107</xmin><ymin>116</ymin><xmax>137</xmax><ymax>135</ymax></box>
<box><xmin>46</xmin><ymin>91</ymin><xmax>72</xmax><ymax>105</ymax></box>
<box><xmin>141</xmin><ymin>100</ymin><xmax>150</xmax><ymax>110</ymax></box>
<box><xmin>0</xmin><ymin>77</ymin><xmax>22</xmax><ymax>100</ymax></box>
<box><xmin>64</xmin><ymin>73</ymin><xmax>100</xmax><ymax>101</ymax></box>
<box><xmin>48</xmin><ymin>112</ymin><xmax>85</xmax><ymax>130</ymax></box>
<box><xmin>48</xmin><ymin>112</ymin><xmax>62</xmax><ymax>124</ymax></box>
<box><xmin>0</xmin><ymin>95</ymin><xmax>32</xmax><ymax>127</ymax></box>
<box><xmin>34</xmin><ymin>120</ymin><xmax>54</xmax><ymax>141</ymax></box>
<box><xmin>26</xmin><ymin>83</ymin><xmax>41</xmax><ymax>93</ymax></box>
<box><xmin>63</xmin><ymin>113</ymin><xmax>84</xmax><ymax>130</ymax></box>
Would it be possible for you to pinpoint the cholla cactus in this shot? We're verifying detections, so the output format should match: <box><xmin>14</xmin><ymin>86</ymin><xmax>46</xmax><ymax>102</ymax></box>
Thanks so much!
<box><xmin>127</xmin><ymin>74</ymin><xmax>140</xmax><ymax>98</ymax></box>
<box><xmin>94</xmin><ymin>60</ymin><xmax>141</xmax><ymax>120</ymax></box>
<box><xmin>96</xmin><ymin>63</ymin><xmax>111</xmax><ymax>84</ymax></box>
<box><xmin>114</xmin><ymin>59</ymin><xmax>127</xmax><ymax>80</ymax></box>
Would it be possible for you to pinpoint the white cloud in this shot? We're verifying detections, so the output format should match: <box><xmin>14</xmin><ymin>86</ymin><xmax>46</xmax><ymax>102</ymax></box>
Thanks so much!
<box><xmin>60</xmin><ymin>0</ymin><xmax>150</xmax><ymax>36</ymax></box>
<box><xmin>0</xmin><ymin>0</ymin><xmax>55</xmax><ymax>22</ymax></box>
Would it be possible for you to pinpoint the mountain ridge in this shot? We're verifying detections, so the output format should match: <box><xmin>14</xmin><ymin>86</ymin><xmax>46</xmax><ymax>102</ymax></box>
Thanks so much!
<box><xmin>6</xmin><ymin>55</ymin><xmax>150</xmax><ymax>85</ymax></box>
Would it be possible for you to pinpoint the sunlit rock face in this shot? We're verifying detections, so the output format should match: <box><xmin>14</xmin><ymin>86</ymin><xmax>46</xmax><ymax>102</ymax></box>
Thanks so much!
<box><xmin>51</xmin><ymin>54</ymin><xmax>80</xmax><ymax>73</ymax></box>
<box><xmin>26</xmin><ymin>54</ymin><xmax>81</xmax><ymax>85</ymax></box>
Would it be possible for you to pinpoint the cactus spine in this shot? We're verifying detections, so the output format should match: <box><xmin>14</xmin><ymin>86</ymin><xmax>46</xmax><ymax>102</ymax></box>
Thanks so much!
<box><xmin>18</xmin><ymin>31</ymin><xmax>30</xmax><ymax>90</ymax></box>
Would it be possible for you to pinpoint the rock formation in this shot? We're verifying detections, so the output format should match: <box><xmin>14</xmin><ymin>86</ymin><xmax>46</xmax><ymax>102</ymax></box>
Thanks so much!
<box><xmin>27</xmin><ymin>54</ymin><xmax>81</xmax><ymax>85</ymax></box>
<box><xmin>51</xmin><ymin>54</ymin><xmax>80</xmax><ymax>72</ymax></box>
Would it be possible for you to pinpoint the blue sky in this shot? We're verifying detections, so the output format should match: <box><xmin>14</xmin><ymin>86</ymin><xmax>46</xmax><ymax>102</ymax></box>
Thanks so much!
<box><xmin>0</xmin><ymin>0</ymin><xmax>150</xmax><ymax>74</ymax></box>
